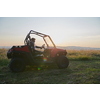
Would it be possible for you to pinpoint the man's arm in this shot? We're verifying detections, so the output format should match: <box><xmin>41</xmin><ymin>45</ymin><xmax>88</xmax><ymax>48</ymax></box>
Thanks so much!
<box><xmin>35</xmin><ymin>46</ymin><xmax>42</xmax><ymax>49</ymax></box>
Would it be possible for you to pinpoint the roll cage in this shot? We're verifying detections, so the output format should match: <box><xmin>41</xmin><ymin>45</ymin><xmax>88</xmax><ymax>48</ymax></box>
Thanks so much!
<box><xmin>24</xmin><ymin>30</ymin><xmax>56</xmax><ymax>48</ymax></box>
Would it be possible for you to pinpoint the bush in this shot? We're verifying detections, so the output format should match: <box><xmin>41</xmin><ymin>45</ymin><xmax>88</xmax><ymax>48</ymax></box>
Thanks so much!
<box><xmin>78</xmin><ymin>56</ymin><xmax>91</xmax><ymax>60</ymax></box>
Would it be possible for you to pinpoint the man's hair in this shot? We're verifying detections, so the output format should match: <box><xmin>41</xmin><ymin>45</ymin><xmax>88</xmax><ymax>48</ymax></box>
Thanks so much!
<box><xmin>31</xmin><ymin>38</ymin><xmax>35</xmax><ymax>41</ymax></box>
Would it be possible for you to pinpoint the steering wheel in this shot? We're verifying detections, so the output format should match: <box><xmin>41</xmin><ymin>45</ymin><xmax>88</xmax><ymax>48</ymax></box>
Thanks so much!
<box><xmin>42</xmin><ymin>44</ymin><xmax>45</xmax><ymax>49</ymax></box>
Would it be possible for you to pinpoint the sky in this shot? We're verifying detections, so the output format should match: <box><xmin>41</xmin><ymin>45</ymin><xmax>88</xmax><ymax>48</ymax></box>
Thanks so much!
<box><xmin>0</xmin><ymin>17</ymin><xmax>100</xmax><ymax>48</ymax></box>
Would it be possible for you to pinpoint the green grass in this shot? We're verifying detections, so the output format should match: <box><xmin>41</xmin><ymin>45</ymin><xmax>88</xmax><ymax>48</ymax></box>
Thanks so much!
<box><xmin>0</xmin><ymin>49</ymin><xmax>100</xmax><ymax>84</ymax></box>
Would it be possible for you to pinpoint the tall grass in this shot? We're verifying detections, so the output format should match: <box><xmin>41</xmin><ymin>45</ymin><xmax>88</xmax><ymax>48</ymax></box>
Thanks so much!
<box><xmin>67</xmin><ymin>50</ymin><xmax>100</xmax><ymax>60</ymax></box>
<box><xmin>0</xmin><ymin>49</ymin><xmax>100</xmax><ymax>66</ymax></box>
<box><xmin>0</xmin><ymin>49</ymin><xmax>10</xmax><ymax>66</ymax></box>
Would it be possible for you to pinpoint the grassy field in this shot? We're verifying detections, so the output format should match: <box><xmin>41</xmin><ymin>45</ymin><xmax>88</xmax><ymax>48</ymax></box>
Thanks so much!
<box><xmin>0</xmin><ymin>49</ymin><xmax>100</xmax><ymax>84</ymax></box>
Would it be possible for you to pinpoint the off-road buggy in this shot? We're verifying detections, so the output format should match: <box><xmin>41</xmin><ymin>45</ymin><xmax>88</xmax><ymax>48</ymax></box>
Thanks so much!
<box><xmin>7</xmin><ymin>30</ymin><xmax>69</xmax><ymax>72</ymax></box>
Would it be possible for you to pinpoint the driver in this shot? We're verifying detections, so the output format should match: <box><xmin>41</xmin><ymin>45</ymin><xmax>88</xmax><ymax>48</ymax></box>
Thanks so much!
<box><xmin>30</xmin><ymin>38</ymin><xmax>42</xmax><ymax>49</ymax></box>
<box><xmin>30</xmin><ymin>38</ymin><xmax>44</xmax><ymax>54</ymax></box>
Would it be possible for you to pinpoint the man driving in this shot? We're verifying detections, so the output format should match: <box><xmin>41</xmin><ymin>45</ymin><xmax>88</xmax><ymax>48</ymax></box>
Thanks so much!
<box><xmin>29</xmin><ymin>38</ymin><xmax>44</xmax><ymax>54</ymax></box>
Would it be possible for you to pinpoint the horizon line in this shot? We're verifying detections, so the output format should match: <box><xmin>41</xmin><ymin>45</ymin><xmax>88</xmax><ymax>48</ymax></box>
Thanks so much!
<box><xmin>0</xmin><ymin>45</ymin><xmax>100</xmax><ymax>48</ymax></box>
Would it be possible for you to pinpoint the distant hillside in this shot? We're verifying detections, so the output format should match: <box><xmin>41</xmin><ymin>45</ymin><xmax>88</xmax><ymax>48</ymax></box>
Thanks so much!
<box><xmin>0</xmin><ymin>46</ymin><xmax>11</xmax><ymax>49</ymax></box>
<box><xmin>0</xmin><ymin>46</ymin><xmax>100</xmax><ymax>50</ymax></box>
<box><xmin>57</xmin><ymin>46</ymin><xmax>100</xmax><ymax>50</ymax></box>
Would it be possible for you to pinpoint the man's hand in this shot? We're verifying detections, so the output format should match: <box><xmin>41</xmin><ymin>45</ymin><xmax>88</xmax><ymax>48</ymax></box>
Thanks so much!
<box><xmin>42</xmin><ymin>44</ymin><xmax>45</xmax><ymax>49</ymax></box>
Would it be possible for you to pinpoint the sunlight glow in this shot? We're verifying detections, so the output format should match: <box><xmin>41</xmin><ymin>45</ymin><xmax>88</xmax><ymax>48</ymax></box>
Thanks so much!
<box><xmin>52</xmin><ymin>36</ymin><xmax>66</xmax><ymax>46</ymax></box>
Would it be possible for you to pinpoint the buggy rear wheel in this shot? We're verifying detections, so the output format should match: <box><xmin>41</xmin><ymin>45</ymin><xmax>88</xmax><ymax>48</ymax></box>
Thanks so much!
<box><xmin>9</xmin><ymin>58</ymin><xmax>26</xmax><ymax>72</ymax></box>
<box><xmin>56</xmin><ymin>56</ymin><xmax>69</xmax><ymax>69</ymax></box>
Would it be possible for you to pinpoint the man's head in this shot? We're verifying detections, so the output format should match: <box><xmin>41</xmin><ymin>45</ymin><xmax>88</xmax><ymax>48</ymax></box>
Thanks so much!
<box><xmin>31</xmin><ymin>38</ymin><xmax>35</xmax><ymax>42</ymax></box>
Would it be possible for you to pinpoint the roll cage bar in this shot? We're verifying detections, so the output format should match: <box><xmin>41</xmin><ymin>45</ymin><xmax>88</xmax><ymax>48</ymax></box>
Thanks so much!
<box><xmin>24</xmin><ymin>30</ymin><xmax>56</xmax><ymax>48</ymax></box>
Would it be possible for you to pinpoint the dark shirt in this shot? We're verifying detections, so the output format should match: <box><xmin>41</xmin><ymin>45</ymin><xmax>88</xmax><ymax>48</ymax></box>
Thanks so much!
<box><xmin>30</xmin><ymin>41</ymin><xmax>42</xmax><ymax>50</ymax></box>
<box><xmin>30</xmin><ymin>41</ymin><xmax>35</xmax><ymax>50</ymax></box>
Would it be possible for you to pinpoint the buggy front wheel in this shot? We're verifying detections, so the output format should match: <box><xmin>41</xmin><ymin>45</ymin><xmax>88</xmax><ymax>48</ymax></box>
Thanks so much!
<box><xmin>56</xmin><ymin>56</ymin><xmax>69</xmax><ymax>69</ymax></box>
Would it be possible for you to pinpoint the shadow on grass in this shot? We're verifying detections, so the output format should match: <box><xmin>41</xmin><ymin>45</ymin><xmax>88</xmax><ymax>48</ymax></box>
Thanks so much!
<box><xmin>0</xmin><ymin>64</ymin><xmax>72</xmax><ymax>84</ymax></box>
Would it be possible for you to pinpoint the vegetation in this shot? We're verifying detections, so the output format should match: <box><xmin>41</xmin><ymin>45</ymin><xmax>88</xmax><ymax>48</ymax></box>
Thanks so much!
<box><xmin>67</xmin><ymin>50</ymin><xmax>100</xmax><ymax>60</ymax></box>
<box><xmin>0</xmin><ymin>49</ymin><xmax>10</xmax><ymax>66</ymax></box>
<box><xmin>0</xmin><ymin>49</ymin><xmax>100</xmax><ymax>84</ymax></box>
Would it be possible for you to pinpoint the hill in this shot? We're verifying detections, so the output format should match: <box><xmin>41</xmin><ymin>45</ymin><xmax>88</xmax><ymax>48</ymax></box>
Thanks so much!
<box><xmin>0</xmin><ymin>46</ymin><xmax>11</xmax><ymax>49</ymax></box>
<box><xmin>57</xmin><ymin>46</ymin><xmax>100</xmax><ymax>50</ymax></box>
<box><xmin>0</xmin><ymin>46</ymin><xmax>100</xmax><ymax>50</ymax></box>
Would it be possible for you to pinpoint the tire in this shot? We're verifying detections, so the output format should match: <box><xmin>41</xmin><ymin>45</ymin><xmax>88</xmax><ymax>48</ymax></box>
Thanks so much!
<box><xmin>9</xmin><ymin>58</ymin><xmax>26</xmax><ymax>72</ymax></box>
<box><xmin>56</xmin><ymin>56</ymin><xmax>69</xmax><ymax>69</ymax></box>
